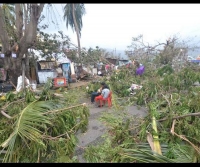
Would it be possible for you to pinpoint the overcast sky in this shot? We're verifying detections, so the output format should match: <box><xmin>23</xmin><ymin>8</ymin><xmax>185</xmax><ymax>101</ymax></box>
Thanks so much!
<box><xmin>41</xmin><ymin>3</ymin><xmax>200</xmax><ymax>53</ymax></box>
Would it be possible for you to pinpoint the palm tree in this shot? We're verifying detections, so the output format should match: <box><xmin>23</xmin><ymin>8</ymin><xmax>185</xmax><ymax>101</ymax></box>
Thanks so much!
<box><xmin>63</xmin><ymin>3</ymin><xmax>86</xmax><ymax>64</ymax></box>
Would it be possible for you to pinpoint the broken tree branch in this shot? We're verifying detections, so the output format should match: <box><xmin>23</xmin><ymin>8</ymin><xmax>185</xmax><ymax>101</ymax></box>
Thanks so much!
<box><xmin>158</xmin><ymin>112</ymin><xmax>200</xmax><ymax>122</ymax></box>
<box><xmin>1</xmin><ymin>98</ymin><xmax>25</xmax><ymax>110</ymax></box>
<box><xmin>170</xmin><ymin>119</ymin><xmax>200</xmax><ymax>154</ymax></box>
<box><xmin>1</xmin><ymin>110</ymin><xmax>12</xmax><ymax>119</ymax></box>
<box><xmin>42</xmin><ymin>103</ymin><xmax>87</xmax><ymax>115</ymax></box>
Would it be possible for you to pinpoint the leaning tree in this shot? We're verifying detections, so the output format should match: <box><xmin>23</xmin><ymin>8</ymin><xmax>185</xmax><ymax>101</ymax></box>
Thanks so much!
<box><xmin>63</xmin><ymin>3</ymin><xmax>86</xmax><ymax>64</ymax></box>
<box><xmin>0</xmin><ymin>4</ymin><xmax>45</xmax><ymax>85</ymax></box>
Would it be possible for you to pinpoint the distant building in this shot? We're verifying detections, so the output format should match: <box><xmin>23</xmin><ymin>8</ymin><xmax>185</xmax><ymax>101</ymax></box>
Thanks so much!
<box><xmin>105</xmin><ymin>57</ymin><xmax>129</xmax><ymax>66</ymax></box>
<box><xmin>105</xmin><ymin>58</ymin><xmax>118</xmax><ymax>65</ymax></box>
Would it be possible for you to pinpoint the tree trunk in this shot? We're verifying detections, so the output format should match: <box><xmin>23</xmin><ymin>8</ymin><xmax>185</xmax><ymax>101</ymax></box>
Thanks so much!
<box><xmin>22</xmin><ymin>58</ymin><xmax>25</xmax><ymax>89</ymax></box>
<box><xmin>0</xmin><ymin>4</ymin><xmax>44</xmax><ymax>85</ymax></box>
<box><xmin>72</xmin><ymin>4</ymin><xmax>82</xmax><ymax>65</ymax></box>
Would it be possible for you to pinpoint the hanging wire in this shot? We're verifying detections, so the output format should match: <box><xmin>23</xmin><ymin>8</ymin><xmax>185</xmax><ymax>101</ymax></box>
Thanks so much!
<box><xmin>52</xmin><ymin>4</ymin><xmax>63</xmax><ymax>28</ymax></box>
<box><xmin>43</xmin><ymin>4</ymin><xmax>64</xmax><ymax>30</ymax></box>
<box><xmin>45</xmin><ymin>4</ymin><xmax>51</xmax><ymax>27</ymax></box>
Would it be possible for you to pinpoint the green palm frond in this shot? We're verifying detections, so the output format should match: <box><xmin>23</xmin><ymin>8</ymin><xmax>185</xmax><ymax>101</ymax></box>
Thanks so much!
<box><xmin>0</xmin><ymin>100</ymin><xmax>62</xmax><ymax>162</ymax></box>
<box><xmin>121</xmin><ymin>143</ymin><xmax>197</xmax><ymax>163</ymax></box>
<box><xmin>63</xmin><ymin>4</ymin><xmax>74</xmax><ymax>31</ymax></box>
<box><xmin>63</xmin><ymin>3</ymin><xmax>86</xmax><ymax>36</ymax></box>
<box><xmin>170</xmin><ymin>144</ymin><xmax>200</xmax><ymax>163</ymax></box>
<box><xmin>122</xmin><ymin>148</ymin><xmax>173</xmax><ymax>163</ymax></box>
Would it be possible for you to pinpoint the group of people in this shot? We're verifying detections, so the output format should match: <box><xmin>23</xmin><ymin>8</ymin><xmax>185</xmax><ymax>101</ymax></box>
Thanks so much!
<box><xmin>91</xmin><ymin>82</ymin><xmax>110</xmax><ymax>107</ymax></box>
<box><xmin>90</xmin><ymin>59</ymin><xmax>144</xmax><ymax>107</ymax></box>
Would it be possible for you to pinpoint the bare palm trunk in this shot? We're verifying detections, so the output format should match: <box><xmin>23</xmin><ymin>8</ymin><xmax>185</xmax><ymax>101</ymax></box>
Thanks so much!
<box><xmin>72</xmin><ymin>4</ymin><xmax>82</xmax><ymax>65</ymax></box>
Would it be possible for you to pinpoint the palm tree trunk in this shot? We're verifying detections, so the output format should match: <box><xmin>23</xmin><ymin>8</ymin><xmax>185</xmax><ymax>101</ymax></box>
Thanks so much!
<box><xmin>72</xmin><ymin>4</ymin><xmax>82</xmax><ymax>65</ymax></box>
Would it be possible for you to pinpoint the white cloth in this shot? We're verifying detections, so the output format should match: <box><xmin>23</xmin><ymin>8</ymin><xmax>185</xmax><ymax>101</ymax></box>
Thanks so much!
<box><xmin>16</xmin><ymin>75</ymin><xmax>30</xmax><ymax>92</ymax></box>
<box><xmin>130</xmin><ymin>84</ymin><xmax>142</xmax><ymax>90</ymax></box>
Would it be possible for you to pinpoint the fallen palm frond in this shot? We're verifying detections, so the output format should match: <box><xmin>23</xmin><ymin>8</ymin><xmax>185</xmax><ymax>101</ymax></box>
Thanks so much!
<box><xmin>0</xmin><ymin>98</ymin><xmax>89</xmax><ymax>162</ymax></box>
<box><xmin>121</xmin><ymin>142</ymin><xmax>197</xmax><ymax>163</ymax></box>
<box><xmin>1</xmin><ymin>100</ymin><xmax>54</xmax><ymax>162</ymax></box>
<box><xmin>121</xmin><ymin>148</ymin><xmax>176</xmax><ymax>163</ymax></box>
